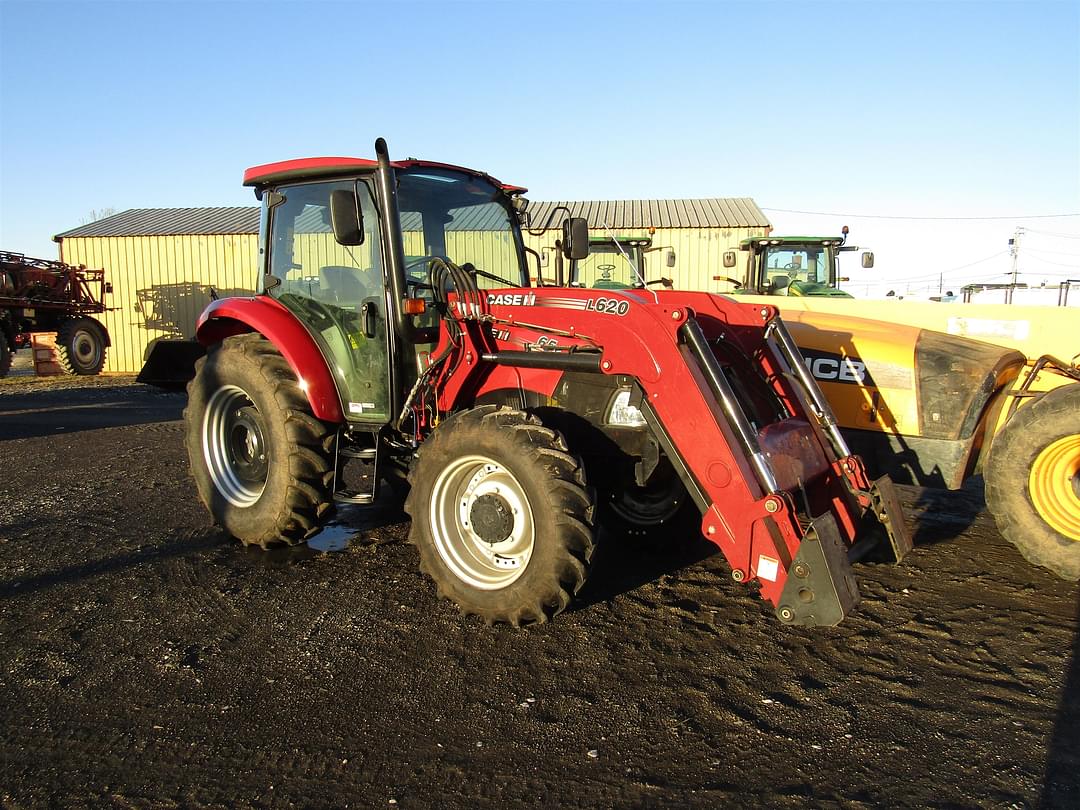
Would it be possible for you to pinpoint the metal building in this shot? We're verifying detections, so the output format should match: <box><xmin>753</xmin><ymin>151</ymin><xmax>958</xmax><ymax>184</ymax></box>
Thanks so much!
<box><xmin>54</xmin><ymin>208</ymin><xmax>260</xmax><ymax>373</ymax></box>
<box><xmin>53</xmin><ymin>198</ymin><xmax>769</xmax><ymax>373</ymax></box>
<box><xmin>521</xmin><ymin>198</ymin><xmax>771</xmax><ymax>290</ymax></box>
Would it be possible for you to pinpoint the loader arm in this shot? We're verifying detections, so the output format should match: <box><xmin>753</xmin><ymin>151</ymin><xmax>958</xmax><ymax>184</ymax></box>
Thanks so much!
<box><xmin>424</xmin><ymin>287</ymin><xmax>910</xmax><ymax>626</ymax></box>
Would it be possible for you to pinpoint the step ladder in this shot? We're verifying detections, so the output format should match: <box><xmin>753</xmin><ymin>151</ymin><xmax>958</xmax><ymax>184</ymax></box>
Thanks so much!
<box><xmin>333</xmin><ymin>430</ymin><xmax>381</xmax><ymax>504</ymax></box>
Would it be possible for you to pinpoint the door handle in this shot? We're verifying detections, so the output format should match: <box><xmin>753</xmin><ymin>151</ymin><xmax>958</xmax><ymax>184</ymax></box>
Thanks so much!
<box><xmin>361</xmin><ymin>301</ymin><xmax>378</xmax><ymax>338</ymax></box>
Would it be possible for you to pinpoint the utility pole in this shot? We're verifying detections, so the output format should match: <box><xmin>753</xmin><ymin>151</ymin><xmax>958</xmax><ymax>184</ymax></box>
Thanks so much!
<box><xmin>1007</xmin><ymin>226</ymin><xmax>1024</xmax><ymax>304</ymax></box>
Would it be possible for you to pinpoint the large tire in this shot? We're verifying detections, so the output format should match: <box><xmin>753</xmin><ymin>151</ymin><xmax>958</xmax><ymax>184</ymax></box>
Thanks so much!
<box><xmin>986</xmin><ymin>383</ymin><xmax>1080</xmax><ymax>580</ymax></box>
<box><xmin>598</xmin><ymin>458</ymin><xmax>697</xmax><ymax>542</ymax></box>
<box><xmin>184</xmin><ymin>333</ymin><xmax>335</xmax><ymax>548</ymax></box>
<box><xmin>56</xmin><ymin>317</ymin><xmax>107</xmax><ymax>375</ymax></box>
<box><xmin>405</xmin><ymin>406</ymin><xmax>596</xmax><ymax>625</ymax></box>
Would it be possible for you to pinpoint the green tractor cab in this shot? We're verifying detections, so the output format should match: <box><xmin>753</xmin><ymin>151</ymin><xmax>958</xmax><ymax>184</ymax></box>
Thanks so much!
<box><xmin>721</xmin><ymin>229</ymin><xmax>872</xmax><ymax>298</ymax></box>
<box><xmin>568</xmin><ymin>235</ymin><xmax>675</xmax><ymax>290</ymax></box>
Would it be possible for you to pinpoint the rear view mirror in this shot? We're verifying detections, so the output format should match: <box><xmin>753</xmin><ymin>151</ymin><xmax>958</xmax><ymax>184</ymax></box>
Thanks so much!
<box><xmin>330</xmin><ymin>189</ymin><xmax>364</xmax><ymax>246</ymax></box>
<box><xmin>862</xmin><ymin>251</ymin><xmax>875</xmax><ymax>269</ymax></box>
<box><xmin>562</xmin><ymin>217</ymin><xmax>590</xmax><ymax>260</ymax></box>
<box><xmin>723</xmin><ymin>250</ymin><xmax>736</xmax><ymax>268</ymax></box>
<box><xmin>666</xmin><ymin>250</ymin><xmax>676</xmax><ymax>268</ymax></box>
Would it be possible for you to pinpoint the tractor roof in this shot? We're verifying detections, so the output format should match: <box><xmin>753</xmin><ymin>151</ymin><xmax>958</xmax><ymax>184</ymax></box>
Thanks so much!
<box><xmin>242</xmin><ymin>157</ymin><xmax>525</xmax><ymax>194</ymax></box>
<box><xmin>739</xmin><ymin>235</ymin><xmax>845</xmax><ymax>250</ymax></box>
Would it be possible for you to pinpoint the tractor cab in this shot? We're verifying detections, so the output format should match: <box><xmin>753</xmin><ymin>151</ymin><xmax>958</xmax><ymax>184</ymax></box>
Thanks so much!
<box><xmin>567</xmin><ymin>235</ymin><xmax>675</xmax><ymax>290</ymax></box>
<box><xmin>247</xmin><ymin>157</ymin><xmax>537</xmax><ymax>426</ymax></box>
<box><xmin>722</xmin><ymin>229</ymin><xmax>873</xmax><ymax>298</ymax></box>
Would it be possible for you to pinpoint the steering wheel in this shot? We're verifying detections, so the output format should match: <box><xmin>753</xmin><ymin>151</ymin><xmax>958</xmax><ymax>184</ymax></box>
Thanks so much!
<box><xmin>784</xmin><ymin>262</ymin><xmax>801</xmax><ymax>270</ymax></box>
<box><xmin>401</xmin><ymin>255</ymin><xmax>447</xmax><ymax>292</ymax></box>
<box><xmin>405</xmin><ymin>255</ymin><xmax>448</xmax><ymax>272</ymax></box>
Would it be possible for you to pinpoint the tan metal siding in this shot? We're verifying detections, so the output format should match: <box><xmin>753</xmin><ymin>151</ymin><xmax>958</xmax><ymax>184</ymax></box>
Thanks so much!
<box><xmin>521</xmin><ymin>226</ymin><xmax>769</xmax><ymax>291</ymax></box>
<box><xmin>60</xmin><ymin>234</ymin><xmax>258</xmax><ymax>373</ymax></box>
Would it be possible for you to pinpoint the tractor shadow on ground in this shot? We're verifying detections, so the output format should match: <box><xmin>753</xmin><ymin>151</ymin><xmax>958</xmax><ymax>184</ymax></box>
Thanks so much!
<box><xmin>0</xmin><ymin>385</ymin><xmax>186</xmax><ymax>441</ymax></box>
<box><xmin>572</xmin><ymin>525</ymin><xmax>720</xmax><ymax>613</ymax></box>
<box><xmin>1041</xmin><ymin>592</ymin><xmax>1080</xmax><ymax>808</ymax></box>
<box><xmin>0</xmin><ymin>525</ymin><xmax>229</xmax><ymax>600</ymax></box>
<box><xmin>906</xmin><ymin>475</ymin><xmax>987</xmax><ymax>547</ymax></box>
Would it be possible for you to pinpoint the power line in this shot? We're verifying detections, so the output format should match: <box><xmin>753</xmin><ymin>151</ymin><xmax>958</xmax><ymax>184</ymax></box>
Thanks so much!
<box><xmin>762</xmin><ymin>208</ymin><xmax>1080</xmax><ymax>221</ymax></box>
<box><xmin>1024</xmin><ymin>254</ymin><xmax>1080</xmax><ymax>269</ymax></box>
<box><xmin>1025</xmin><ymin>227</ymin><xmax>1080</xmax><ymax>239</ymax></box>
<box><xmin>872</xmin><ymin>251</ymin><xmax>1009</xmax><ymax>284</ymax></box>
<box><xmin>1025</xmin><ymin>246</ymin><xmax>1080</xmax><ymax>258</ymax></box>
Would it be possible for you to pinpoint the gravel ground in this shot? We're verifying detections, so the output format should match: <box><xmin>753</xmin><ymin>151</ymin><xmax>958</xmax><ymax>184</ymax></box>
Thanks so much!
<box><xmin>0</xmin><ymin>365</ymin><xmax>1077</xmax><ymax>808</ymax></box>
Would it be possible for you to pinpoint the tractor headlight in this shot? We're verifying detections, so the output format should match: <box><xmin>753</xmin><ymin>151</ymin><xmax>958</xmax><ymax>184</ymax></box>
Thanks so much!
<box><xmin>606</xmin><ymin>389</ymin><xmax>647</xmax><ymax>428</ymax></box>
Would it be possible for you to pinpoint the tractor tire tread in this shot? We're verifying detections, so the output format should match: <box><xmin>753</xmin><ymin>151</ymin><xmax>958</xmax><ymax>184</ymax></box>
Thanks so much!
<box><xmin>184</xmin><ymin>334</ymin><xmax>334</xmax><ymax>549</ymax></box>
<box><xmin>56</xmin><ymin>317</ymin><xmax>108</xmax><ymax>376</ymax></box>
<box><xmin>985</xmin><ymin>383</ymin><xmax>1080</xmax><ymax>581</ymax></box>
<box><xmin>405</xmin><ymin>406</ymin><xmax>596</xmax><ymax>625</ymax></box>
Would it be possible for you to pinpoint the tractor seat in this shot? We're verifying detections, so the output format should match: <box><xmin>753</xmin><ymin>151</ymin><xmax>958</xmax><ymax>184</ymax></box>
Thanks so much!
<box><xmin>768</xmin><ymin>274</ymin><xmax>792</xmax><ymax>295</ymax></box>
<box><xmin>319</xmin><ymin>266</ymin><xmax>370</xmax><ymax>305</ymax></box>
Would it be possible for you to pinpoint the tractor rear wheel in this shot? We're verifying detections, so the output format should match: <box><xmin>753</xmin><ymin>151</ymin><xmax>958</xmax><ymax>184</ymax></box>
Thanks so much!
<box><xmin>184</xmin><ymin>333</ymin><xmax>335</xmax><ymax>548</ymax></box>
<box><xmin>56</xmin><ymin>317</ymin><xmax>107</xmax><ymax>375</ymax></box>
<box><xmin>986</xmin><ymin>383</ymin><xmax>1080</xmax><ymax>580</ymax></box>
<box><xmin>405</xmin><ymin>406</ymin><xmax>596</xmax><ymax>625</ymax></box>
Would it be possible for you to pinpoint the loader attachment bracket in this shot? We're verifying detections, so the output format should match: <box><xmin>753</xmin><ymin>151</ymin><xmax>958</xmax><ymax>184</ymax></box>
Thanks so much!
<box><xmin>869</xmin><ymin>474</ymin><xmax>913</xmax><ymax>562</ymax></box>
<box><xmin>775</xmin><ymin>512</ymin><xmax>860</xmax><ymax>627</ymax></box>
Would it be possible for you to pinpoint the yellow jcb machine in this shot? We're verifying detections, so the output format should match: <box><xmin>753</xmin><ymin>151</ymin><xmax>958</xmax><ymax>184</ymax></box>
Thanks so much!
<box><xmin>719</xmin><ymin>232</ymin><xmax>1080</xmax><ymax>581</ymax></box>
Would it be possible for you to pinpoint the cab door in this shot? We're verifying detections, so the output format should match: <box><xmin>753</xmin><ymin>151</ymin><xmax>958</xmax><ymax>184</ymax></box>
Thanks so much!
<box><xmin>265</xmin><ymin>179</ymin><xmax>392</xmax><ymax>424</ymax></box>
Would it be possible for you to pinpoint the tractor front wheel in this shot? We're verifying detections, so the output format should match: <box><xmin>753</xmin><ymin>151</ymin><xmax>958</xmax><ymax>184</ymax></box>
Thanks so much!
<box><xmin>986</xmin><ymin>383</ymin><xmax>1080</xmax><ymax>580</ymax></box>
<box><xmin>56</xmin><ymin>317</ymin><xmax>107</xmax><ymax>375</ymax></box>
<box><xmin>184</xmin><ymin>333</ymin><xmax>335</xmax><ymax>548</ymax></box>
<box><xmin>405</xmin><ymin>406</ymin><xmax>596</xmax><ymax>625</ymax></box>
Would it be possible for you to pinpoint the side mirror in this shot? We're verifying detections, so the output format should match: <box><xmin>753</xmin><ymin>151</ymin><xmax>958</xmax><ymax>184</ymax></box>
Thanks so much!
<box><xmin>330</xmin><ymin>189</ymin><xmax>364</xmax><ymax>246</ymax></box>
<box><xmin>772</xmin><ymin>275</ymin><xmax>790</xmax><ymax>291</ymax></box>
<box><xmin>666</xmin><ymin>250</ymin><xmax>676</xmax><ymax>268</ymax></box>
<box><xmin>562</xmin><ymin>217</ymin><xmax>589</xmax><ymax>260</ymax></box>
<box><xmin>723</xmin><ymin>250</ymin><xmax>736</xmax><ymax>269</ymax></box>
<box><xmin>861</xmin><ymin>251</ymin><xmax>875</xmax><ymax>269</ymax></box>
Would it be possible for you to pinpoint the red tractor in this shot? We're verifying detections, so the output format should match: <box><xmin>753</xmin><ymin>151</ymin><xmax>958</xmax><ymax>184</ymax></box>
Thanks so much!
<box><xmin>184</xmin><ymin>139</ymin><xmax>911</xmax><ymax>627</ymax></box>
<box><xmin>0</xmin><ymin>251</ymin><xmax>112</xmax><ymax>376</ymax></box>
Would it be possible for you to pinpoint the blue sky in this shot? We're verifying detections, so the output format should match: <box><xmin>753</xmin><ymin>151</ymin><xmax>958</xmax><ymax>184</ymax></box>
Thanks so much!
<box><xmin>2</xmin><ymin>0</ymin><xmax>1077</xmax><ymax>297</ymax></box>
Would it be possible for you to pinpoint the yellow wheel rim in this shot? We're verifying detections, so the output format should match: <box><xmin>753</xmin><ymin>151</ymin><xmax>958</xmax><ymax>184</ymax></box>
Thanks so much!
<box><xmin>1029</xmin><ymin>435</ymin><xmax>1080</xmax><ymax>541</ymax></box>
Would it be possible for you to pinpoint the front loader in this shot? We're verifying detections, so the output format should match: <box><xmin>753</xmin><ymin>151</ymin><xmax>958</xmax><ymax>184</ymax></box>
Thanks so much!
<box><xmin>183</xmin><ymin>139</ymin><xmax>910</xmax><ymax>627</ymax></box>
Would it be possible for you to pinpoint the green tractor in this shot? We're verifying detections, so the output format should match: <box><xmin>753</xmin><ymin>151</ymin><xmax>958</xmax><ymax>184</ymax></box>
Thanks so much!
<box><xmin>565</xmin><ymin>235</ymin><xmax>676</xmax><ymax>290</ymax></box>
<box><xmin>720</xmin><ymin>227</ymin><xmax>874</xmax><ymax>298</ymax></box>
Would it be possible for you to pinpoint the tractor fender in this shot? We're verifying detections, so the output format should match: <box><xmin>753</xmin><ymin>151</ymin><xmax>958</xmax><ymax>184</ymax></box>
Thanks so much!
<box><xmin>79</xmin><ymin>316</ymin><xmax>111</xmax><ymax>346</ymax></box>
<box><xmin>195</xmin><ymin>296</ymin><xmax>344</xmax><ymax>423</ymax></box>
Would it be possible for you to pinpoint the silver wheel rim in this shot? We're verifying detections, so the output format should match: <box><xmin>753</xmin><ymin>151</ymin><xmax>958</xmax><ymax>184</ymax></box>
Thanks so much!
<box><xmin>203</xmin><ymin>385</ymin><xmax>268</xmax><ymax>508</ymax></box>
<box><xmin>429</xmin><ymin>454</ymin><xmax>534</xmax><ymax>589</ymax></box>
<box><xmin>71</xmin><ymin>328</ymin><xmax>102</xmax><ymax>370</ymax></box>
